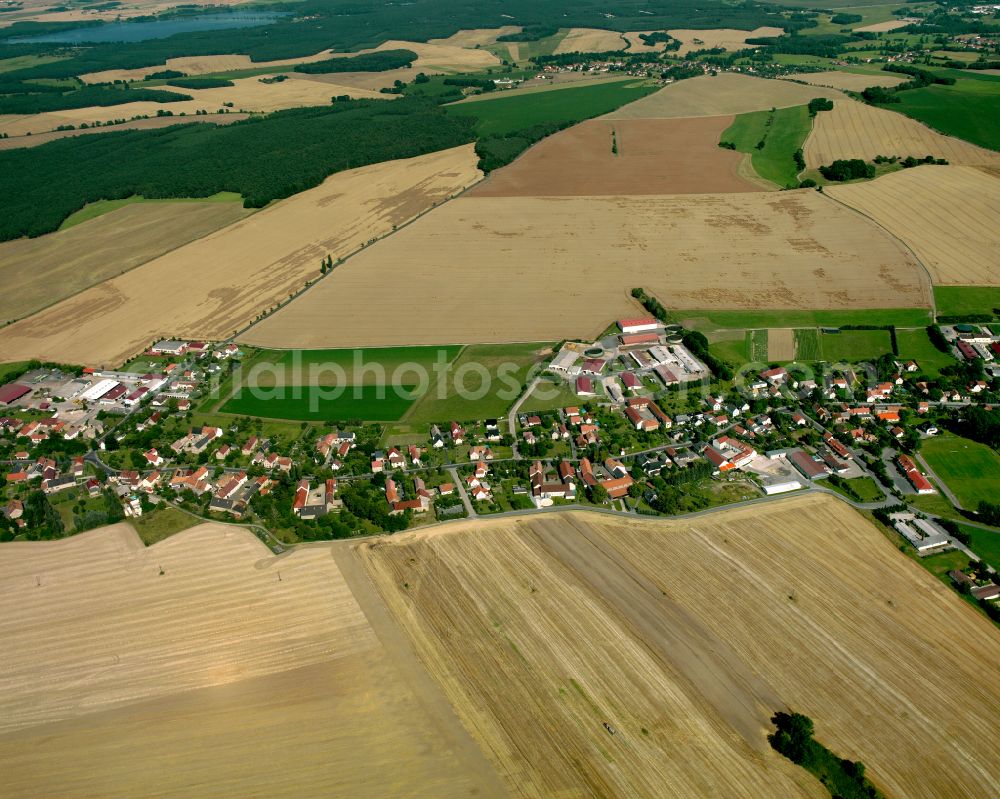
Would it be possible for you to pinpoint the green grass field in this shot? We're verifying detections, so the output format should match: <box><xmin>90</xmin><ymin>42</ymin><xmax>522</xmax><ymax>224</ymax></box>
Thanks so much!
<box><xmin>0</xmin><ymin>54</ymin><xmax>68</xmax><ymax>74</ymax></box>
<box><xmin>680</xmin><ymin>308</ymin><xmax>931</xmax><ymax>331</ymax></box>
<box><xmin>446</xmin><ymin>78</ymin><xmax>658</xmax><ymax>136</ymax></box>
<box><xmin>708</xmin><ymin>332</ymin><xmax>749</xmax><ymax>366</ymax></box>
<box><xmin>935</xmin><ymin>286</ymin><xmax>1000</xmax><ymax>318</ymax></box>
<box><xmin>403</xmin><ymin>342</ymin><xmax>551</xmax><ymax>424</ymax></box>
<box><xmin>895</xmin><ymin>328</ymin><xmax>954</xmax><ymax>375</ymax></box>
<box><xmin>59</xmin><ymin>192</ymin><xmax>243</xmax><ymax>230</ymax></box>
<box><xmin>131</xmin><ymin>506</ymin><xmax>201</xmax><ymax>545</ymax></box>
<box><xmin>520</xmin><ymin>377</ymin><xmax>583</xmax><ymax>413</ymax></box>
<box><xmin>920</xmin><ymin>548</ymin><xmax>972</xmax><ymax>582</ymax></box>
<box><xmin>0</xmin><ymin>361</ymin><xmax>30</xmax><ymax>383</ymax></box>
<box><xmin>957</xmin><ymin>523</ymin><xmax>1000</xmax><ymax>572</ymax></box>
<box><xmin>721</xmin><ymin>104</ymin><xmax>812</xmax><ymax>188</ymax></box>
<box><xmin>886</xmin><ymin>75</ymin><xmax>1000</xmax><ymax>152</ymax></box>
<box><xmin>793</xmin><ymin>328</ymin><xmax>820</xmax><ymax>361</ymax></box>
<box><xmin>921</xmin><ymin>433</ymin><xmax>1000</xmax><ymax>510</ymax></box>
<box><xmin>817</xmin><ymin>329</ymin><xmax>893</xmax><ymax>362</ymax></box>
<box><xmin>221</xmin><ymin>384</ymin><xmax>416</xmax><ymax>421</ymax></box>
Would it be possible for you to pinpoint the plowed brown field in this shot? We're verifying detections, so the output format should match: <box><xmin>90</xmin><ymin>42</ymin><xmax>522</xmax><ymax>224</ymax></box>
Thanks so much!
<box><xmin>468</xmin><ymin>116</ymin><xmax>762</xmax><ymax>196</ymax></box>
<box><xmin>0</xmin><ymin>523</ymin><xmax>505</xmax><ymax>798</ymax></box>
<box><xmin>605</xmin><ymin>73</ymin><xmax>841</xmax><ymax>119</ymax></box>
<box><xmin>358</xmin><ymin>495</ymin><xmax>1000</xmax><ymax>799</ymax></box>
<box><xmin>242</xmin><ymin>190</ymin><xmax>929</xmax><ymax>349</ymax></box>
<box><xmin>827</xmin><ymin>165</ymin><xmax>1000</xmax><ymax>285</ymax></box>
<box><xmin>803</xmin><ymin>96</ymin><xmax>1000</xmax><ymax>168</ymax></box>
<box><xmin>0</xmin><ymin>145</ymin><xmax>481</xmax><ymax>367</ymax></box>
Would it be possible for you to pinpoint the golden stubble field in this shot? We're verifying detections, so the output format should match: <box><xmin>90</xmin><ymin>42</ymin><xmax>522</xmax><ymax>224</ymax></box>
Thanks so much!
<box><xmin>781</xmin><ymin>70</ymin><xmax>905</xmax><ymax>92</ymax></box>
<box><xmin>827</xmin><ymin>165</ymin><xmax>1000</xmax><ymax>286</ymax></box>
<box><xmin>357</xmin><ymin>494</ymin><xmax>1000</xmax><ymax>798</ymax></box>
<box><xmin>803</xmin><ymin>96</ymin><xmax>1000</xmax><ymax>168</ymax></box>
<box><xmin>243</xmin><ymin>190</ymin><xmax>929</xmax><ymax>349</ymax></box>
<box><xmin>0</xmin><ymin>522</ymin><xmax>504</xmax><ymax>797</ymax></box>
<box><xmin>666</xmin><ymin>27</ymin><xmax>784</xmax><ymax>55</ymax></box>
<box><xmin>0</xmin><ymin>144</ymin><xmax>481</xmax><ymax>367</ymax></box>
<box><xmin>0</xmin><ymin>199</ymin><xmax>253</xmax><ymax>324</ymax></box>
<box><xmin>604</xmin><ymin>72</ymin><xmax>841</xmax><ymax>119</ymax></box>
<box><xmin>553</xmin><ymin>27</ymin><xmax>627</xmax><ymax>54</ymax></box>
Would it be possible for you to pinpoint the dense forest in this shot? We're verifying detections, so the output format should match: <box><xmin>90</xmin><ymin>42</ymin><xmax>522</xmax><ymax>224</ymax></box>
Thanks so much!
<box><xmin>0</xmin><ymin>84</ymin><xmax>191</xmax><ymax>113</ymax></box>
<box><xmin>293</xmin><ymin>48</ymin><xmax>417</xmax><ymax>74</ymax></box>
<box><xmin>165</xmin><ymin>76</ymin><xmax>234</xmax><ymax>89</ymax></box>
<box><xmin>0</xmin><ymin>98</ymin><xmax>476</xmax><ymax>239</ymax></box>
<box><xmin>0</xmin><ymin>0</ymin><xmax>798</xmax><ymax>81</ymax></box>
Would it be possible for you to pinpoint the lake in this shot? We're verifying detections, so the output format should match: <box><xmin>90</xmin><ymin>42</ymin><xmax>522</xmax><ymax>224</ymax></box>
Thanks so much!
<box><xmin>13</xmin><ymin>11</ymin><xmax>288</xmax><ymax>44</ymax></box>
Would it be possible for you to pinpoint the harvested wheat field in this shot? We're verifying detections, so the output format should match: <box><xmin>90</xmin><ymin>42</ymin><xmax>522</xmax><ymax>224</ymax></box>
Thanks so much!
<box><xmin>553</xmin><ymin>27</ymin><xmax>627</xmax><ymax>54</ymax></box>
<box><xmin>803</xmin><ymin>97</ymin><xmax>1000</xmax><ymax>169</ymax></box>
<box><xmin>623</xmin><ymin>30</ymin><xmax>673</xmax><ymax>53</ymax></box>
<box><xmin>0</xmin><ymin>199</ymin><xmax>252</xmax><ymax>324</ymax></box>
<box><xmin>781</xmin><ymin>70</ymin><xmax>905</xmax><ymax>92</ymax></box>
<box><xmin>468</xmin><ymin>116</ymin><xmax>763</xmax><ymax>196</ymax></box>
<box><xmin>0</xmin><ymin>145</ymin><xmax>481</xmax><ymax>367</ymax></box>
<box><xmin>0</xmin><ymin>523</ymin><xmax>504</xmax><ymax>798</ymax></box>
<box><xmin>428</xmin><ymin>26</ymin><xmax>522</xmax><ymax>48</ymax></box>
<box><xmin>80</xmin><ymin>49</ymin><xmax>342</xmax><ymax>84</ymax></box>
<box><xmin>243</xmin><ymin>190</ymin><xmax>928</xmax><ymax>349</ymax></box>
<box><xmin>605</xmin><ymin>73</ymin><xmax>840</xmax><ymax>119</ymax></box>
<box><xmin>827</xmin><ymin>165</ymin><xmax>1000</xmax><ymax>286</ymax></box>
<box><xmin>768</xmin><ymin>328</ymin><xmax>796</xmax><ymax>360</ymax></box>
<box><xmin>0</xmin><ymin>75</ymin><xmax>387</xmax><ymax>137</ymax></box>
<box><xmin>357</xmin><ymin>494</ymin><xmax>1000</xmax><ymax>798</ymax></box>
<box><xmin>666</xmin><ymin>27</ymin><xmax>783</xmax><ymax>55</ymax></box>
<box><xmin>0</xmin><ymin>112</ymin><xmax>246</xmax><ymax>150</ymax></box>
<box><xmin>855</xmin><ymin>19</ymin><xmax>918</xmax><ymax>33</ymax></box>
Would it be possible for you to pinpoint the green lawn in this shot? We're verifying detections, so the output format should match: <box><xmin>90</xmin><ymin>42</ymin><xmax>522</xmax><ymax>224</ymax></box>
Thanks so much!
<box><xmin>446</xmin><ymin>78</ymin><xmax>658</xmax><ymax>136</ymax></box>
<box><xmin>0</xmin><ymin>361</ymin><xmax>30</xmax><ymax>383</ymax></box>
<box><xmin>131</xmin><ymin>506</ymin><xmax>201</xmax><ymax>546</ymax></box>
<box><xmin>935</xmin><ymin>286</ymin><xmax>1000</xmax><ymax>317</ymax></box>
<box><xmin>921</xmin><ymin>433</ymin><xmax>1000</xmax><ymax>510</ymax></box>
<box><xmin>679</xmin><ymin>308</ymin><xmax>931</xmax><ymax>331</ymax></box>
<box><xmin>721</xmin><ymin>104</ymin><xmax>812</xmax><ymax>188</ymax></box>
<box><xmin>884</xmin><ymin>76</ymin><xmax>1000</xmax><ymax>152</ymax></box>
<box><xmin>894</xmin><ymin>328</ymin><xmax>954</xmax><ymax>375</ymax></box>
<box><xmin>59</xmin><ymin>192</ymin><xmax>243</xmax><ymax>230</ymax></box>
<box><xmin>403</xmin><ymin>342</ymin><xmax>551</xmax><ymax>424</ymax></box>
<box><xmin>957</xmin><ymin>523</ymin><xmax>1000</xmax><ymax>572</ymax></box>
<box><xmin>221</xmin><ymin>384</ymin><xmax>416</xmax><ymax>421</ymax></box>
<box><xmin>709</xmin><ymin>333</ymin><xmax>749</xmax><ymax>366</ymax></box>
<box><xmin>245</xmin><ymin>345</ymin><xmax>462</xmax><ymax>387</ymax></box>
<box><xmin>846</xmin><ymin>477</ymin><xmax>885</xmax><ymax>502</ymax></box>
<box><xmin>920</xmin><ymin>548</ymin><xmax>972</xmax><ymax>582</ymax></box>
<box><xmin>520</xmin><ymin>378</ymin><xmax>583</xmax><ymax>413</ymax></box>
<box><xmin>817</xmin><ymin>329</ymin><xmax>893</xmax><ymax>362</ymax></box>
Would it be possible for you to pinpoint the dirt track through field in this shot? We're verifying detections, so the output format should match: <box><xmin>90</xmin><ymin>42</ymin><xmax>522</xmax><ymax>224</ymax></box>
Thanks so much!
<box><xmin>468</xmin><ymin>116</ymin><xmax>762</xmax><ymax>196</ymax></box>
<box><xmin>0</xmin><ymin>145</ymin><xmax>481</xmax><ymax>367</ymax></box>
<box><xmin>605</xmin><ymin>73</ymin><xmax>841</xmax><ymax>119</ymax></box>
<box><xmin>242</xmin><ymin>190</ymin><xmax>930</xmax><ymax>349</ymax></box>
<box><xmin>803</xmin><ymin>96</ymin><xmax>1000</xmax><ymax>168</ymax></box>
<box><xmin>357</xmin><ymin>494</ymin><xmax>1000</xmax><ymax>798</ymax></box>
<box><xmin>0</xmin><ymin>523</ymin><xmax>505</xmax><ymax>797</ymax></box>
<box><xmin>827</xmin><ymin>165</ymin><xmax>1000</xmax><ymax>286</ymax></box>
<box><xmin>0</xmin><ymin>200</ymin><xmax>252</xmax><ymax>324</ymax></box>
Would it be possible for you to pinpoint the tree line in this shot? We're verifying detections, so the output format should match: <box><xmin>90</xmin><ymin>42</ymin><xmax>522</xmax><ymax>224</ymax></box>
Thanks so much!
<box><xmin>0</xmin><ymin>84</ymin><xmax>190</xmax><ymax>114</ymax></box>
<box><xmin>293</xmin><ymin>49</ymin><xmax>417</xmax><ymax>74</ymax></box>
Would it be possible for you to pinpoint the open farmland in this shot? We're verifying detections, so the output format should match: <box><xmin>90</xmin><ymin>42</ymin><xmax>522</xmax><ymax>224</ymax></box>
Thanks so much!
<box><xmin>920</xmin><ymin>433</ymin><xmax>1000</xmax><ymax>509</ymax></box>
<box><xmin>623</xmin><ymin>31</ymin><xmax>673</xmax><ymax>53</ymax></box>
<box><xmin>0</xmin><ymin>75</ymin><xmax>388</xmax><ymax>138</ymax></box>
<box><xmin>358</xmin><ymin>494</ymin><xmax>1000</xmax><ymax>798</ymax></box>
<box><xmin>605</xmin><ymin>73</ymin><xmax>841</xmax><ymax>119</ymax></box>
<box><xmin>855</xmin><ymin>19</ymin><xmax>915</xmax><ymax>33</ymax></box>
<box><xmin>0</xmin><ymin>112</ymin><xmax>247</xmax><ymax>150</ymax></box>
<box><xmin>242</xmin><ymin>190</ymin><xmax>929</xmax><ymax>349</ymax></box>
<box><xmin>553</xmin><ymin>27</ymin><xmax>627</xmax><ymax>54</ymax></box>
<box><xmin>802</xmin><ymin>96</ymin><xmax>1000</xmax><ymax>169</ymax></box>
<box><xmin>826</xmin><ymin>165</ymin><xmax>1000</xmax><ymax>286</ymax></box>
<box><xmin>469</xmin><ymin>116</ymin><xmax>762</xmax><ymax>196</ymax></box>
<box><xmin>0</xmin><ymin>145</ymin><xmax>481</xmax><ymax>367</ymax></box>
<box><xmin>0</xmin><ymin>523</ymin><xmax>505</xmax><ymax>797</ymax></box>
<box><xmin>781</xmin><ymin>71</ymin><xmax>905</xmax><ymax>92</ymax></box>
<box><xmin>427</xmin><ymin>27</ymin><xmax>522</xmax><ymax>48</ymax></box>
<box><xmin>666</xmin><ymin>27</ymin><xmax>784</xmax><ymax>55</ymax></box>
<box><xmin>0</xmin><ymin>199</ymin><xmax>252</xmax><ymax>324</ymax></box>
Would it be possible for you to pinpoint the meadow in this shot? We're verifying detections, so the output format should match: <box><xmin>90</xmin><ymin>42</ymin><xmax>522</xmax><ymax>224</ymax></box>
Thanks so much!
<box><xmin>889</xmin><ymin>73</ymin><xmax>1000</xmax><ymax>152</ymax></box>
<box><xmin>817</xmin><ymin>328</ymin><xmax>893</xmax><ymax>362</ymax></box>
<box><xmin>935</xmin><ymin>286</ymin><xmax>1000</xmax><ymax>317</ymax></box>
<box><xmin>721</xmin><ymin>104</ymin><xmax>811</xmax><ymax>188</ymax></box>
<box><xmin>446</xmin><ymin>78</ymin><xmax>657</xmax><ymax>136</ymax></box>
<box><xmin>895</xmin><ymin>328</ymin><xmax>955</xmax><ymax>374</ymax></box>
<box><xmin>221</xmin><ymin>384</ymin><xmax>417</xmax><ymax>421</ymax></box>
<box><xmin>957</xmin><ymin>523</ymin><xmax>1000</xmax><ymax>572</ymax></box>
<box><xmin>920</xmin><ymin>433</ymin><xmax>1000</xmax><ymax>510</ymax></box>
<box><xmin>244</xmin><ymin>345</ymin><xmax>463</xmax><ymax>387</ymax></box>
<box><xmin>678</xmin><ymin>308</ymin><xmax>931</xmax><ymax>331</ymax></box>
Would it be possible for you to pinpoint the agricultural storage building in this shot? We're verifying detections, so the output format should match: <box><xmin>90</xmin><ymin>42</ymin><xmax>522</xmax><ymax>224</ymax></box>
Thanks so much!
<box><xmin>618</xmin><ymin>318</ymin><xmax>658</xmax><ymax>335</ymax></box>
<box><xmin>0</xmin><ymin>382</ymin><xmax>31</xmax><ymax>406</ymax></box>
<box><xmin>78</xmin><ymin>379</ymin><xmax>120</xmax><ymax>403</ymax></box>
<box><xmin>789</xmin><ymin>450</ymin><xmax>829</xmax><ymax>480</ymax></box>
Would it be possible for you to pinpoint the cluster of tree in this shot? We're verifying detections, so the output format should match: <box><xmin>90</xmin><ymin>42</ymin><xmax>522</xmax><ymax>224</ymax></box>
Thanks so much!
<box><xmin>660</xmin><ymin>64</ymin><xmax>704</xmax><ymax>81</ymax></box>
<box><xmin>637</xmin><ymin>31</ymin><xmax>680</xmax><ymax>50</ymax></box>
<box><xmin>259</xmin><ymin>74</ymin><xmax>288</xmax><ymax>84</ymax></box>
<box><xmin>294</xmin><ymin>48</ymin><xmax>417</xmax><ymax>74</ymax></box>
<box><xmin>71</xmin><ymin>489</ymin><xmax>127</xmax><ymax>534</ymax></box>
<box><xmin>0</xmin><ymin>97</ymin><xmax>477</xmax><ymax>240</ymax></box>
<box><xmin>496</xmin><ymin>25</ymin><xmax>559</xmax><ymax>42</ymax></box>
<box><xmin>630</xmin><ymin>287</ymin><xmax>670</xmax><ymax>322</ymax></box>
<box><xmin>0</xmin><ymin>84</ymin><xmax>190</xmax><ymax>113</ymax></box>
<box><xmin>319</xmin><ymin>253</ymin><xmax>334</xmax><ymax>274</ymax></box>
<box><xmin>166</xmin><ymin>76</ymin><xmax>234</xmax><ymax>89</ymax></box>
<box><xmin>768</xmin><ymin>711</ymin><xmax>885</xmax><ymax>799</ymax></box>
<box><xmin>147</xmin><ymin>69</ymin><xmax>186</xmax><ymax>79</ymax></box>
<box><xmin>807</xmin><ymin>96</ymin><xmax>833</xmax><ymax>116</ymax></box>
<box><xmin>744</xmin><ymin>33</ymin><xmax>857</xmax><ymax>59</ymax></box>
<box><xmin>443</xmin><ymin>76</ymin><xmax>496</xmax><ymax>91</ymax></box>
<box><xmin>475</xmin><ymin>119</ymin><xmax>581</xmax><ymax>172</ymax></box>
<box><xmin>683</xmin><ymin>330</ymin><xmax>733</xmax><ymax>380</ymax></box>
<box><xmin>953</xmin><ymin>406</ymin><xmax>1000</xmax><ymax>450</ymax></box>
<box><xmin>864</xmin><ymin>64</ymin><xmax>956</xmax><ymax>104</ymax></box>
<box><xmin>20</xmin><ymin>490</ymin><xmax>65</xmax><ymax>540</ymax></box>
<box><xmin>530</xmin><ymin>49</ymin><xmax>666</xmax><ymax>67</ymax></box>
<box><xmin>819</xmin><ymin>158</ymin><xmax>875</xmax><ymax>181</ymax></box>
<box><xmin>831</xmin><ymin>12</ymin><xmax>862</xmax><ymax>25</ymax></box>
